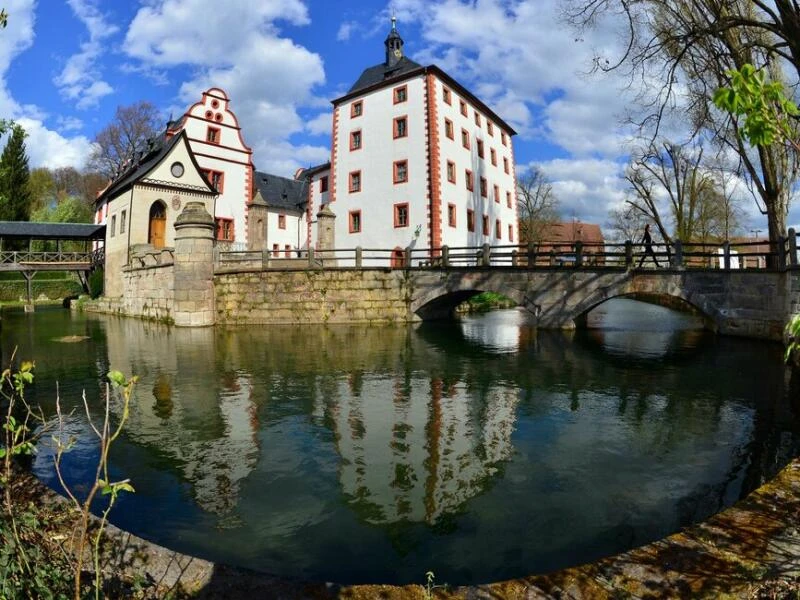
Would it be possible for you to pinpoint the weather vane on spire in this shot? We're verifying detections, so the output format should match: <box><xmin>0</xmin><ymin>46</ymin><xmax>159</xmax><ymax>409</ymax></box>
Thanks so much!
<box><xmin>391</xmin><ymin>10</ymin><xmax>397</xmax><ymax>31</ymax></box>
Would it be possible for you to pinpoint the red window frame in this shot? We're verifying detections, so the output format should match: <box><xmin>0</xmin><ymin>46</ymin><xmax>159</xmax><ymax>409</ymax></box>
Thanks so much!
<box><xmin>278</xmin><ymin>214</ymin><xmax>286</xmax><ymax>229</ymax></box>
<box><xmin>483</xmin><ymin>215</ymin><xmax>490</xmax><ymax>236</ymax></box>
<box><xmin>202</xmin><ymin>169</ymin><xmax>225</xmax><ymax>193</ymax></box>
<box><xmin>445</xmin><ymin>118</ymin><xmax>454</xmax><ymax>140</ymax></box>
<box><xmin>272</xmin><ymin>243</ymin><xmax>279</xmax><ymax>256</ymax></box>
<box><xmin>490</xmin><ymin>148</ymin><xmax>497</xmax><ymax>166</ymax></box>
<box><xmin>393</xmin><ymin>160</ymin><xmax>408</xmax><ymax>184</ymax></box>
<box><xmin>393</xmin><ymin>85</ymin><xmax>408</xmax><ymax>104</ymax></box>
<box><xmin>206</xmin><ymin>126</ymin><xmax>221</xmax><ymax>144</ymax></box>
<box><xmin>447</xmin><ymin>203</ymin><xmax>456</xmax><ymax>228</ymax></box>
<box><xmin>495</xmin><ymin>219</ymin><xmax>502</xmax><ymax>239</ymax></box>
<box><xmin>349</xmin><ymin>210</ymin><xmax>362</xmax><ymax>233</ymax></box>
<box><xmin>480</xmin><ymin>177</ymin><xmax>488</xmax><ymax>198</ymax></box>
<box><xmin>443</xmin><ymin>87</ymin><xmax>452</xmax><ymax>105</ymax></box>
<box><xmin>475</xmin><ymin>112</ymin><xmax>481</xmax><ymax>127</ymax></box>
<box><xmin>351</xmin><ymin>101</ymin><xmax>363</xmax><ymax>118</ymax></box>
<box><xmin>461</xmin><ymin>128</ymin><xmax>470</xmax><ymax>150</ymax></box>
<box><xmin>487</xmin><ymin>121</ymin><xmax>494</xmax><ymax>136</ymax></box>
<box><xmin>508</xmin><ymin>224</ymin><xmax>514</xmax><ymax>242</ymax></box>
<box><xmin>393</xmin><ymin>116</ymin><xmax>408</xmax><ymax>139</ymax></box>
<box><xmin>465</xmin><ymin>169</ymin><xmax>474</xmax><ymax>191</ymax></box>
<box><xmin>503</xmin><ymin>157</ymin><xmax>509</xmax><ymax>174</ymax></box>
<box><xmin>460</xmin><ymin>100</ymin><xmax>467</xmax><ymax>117</ymax></box>
<box><xmin>446</xmin><ymin>160</ymin><xmax>456</xmax><ymax>183</ymax></box>
<box><xmin>394</xmin><ymin>202</ymin><xmax>409</xmax><ymax>228</ymax></box>
<box><xmin>216</xmin><ymin>217</ymin><xmax>235</xmax><ymax>241</ymax></box>
<box><xmin>501</xmin><ymin>132</ymin><xmax>508</xmax><ymax>146</ymax></box>
<box><xmin>320</xmin><ymin>176</ymin><xmax>329</xmax><ymax>193</ymax></box>
<box><xmin>506</xmin><ymin>191</ymin><xmax>512</xmax><ymax>208</ymax></box>
<box><xmin>467</xmin><ymin>209</ymin><xmax>475</xmax><ymax>232</ymax></box>
<box><xmin>284</xmin><ymin>244</ymin><xmax>291</xmax><ymax>258</ymax></box>
<box><xmin>349</xmin><ymin>170</ymin><xmax>361</xmax><ymax>193</ymax></box>
<box><xmin>494</xmin><ymin>184</ymin><xmax>500</xmax><ymax>203</ymax></box>
<box><xmin>477</xmin><ymin>139</ymin><xmax>484</xmax><ymax>158</ymax></box>
<box><xmin>350</xmin><ymin>130</ymin><xmax>362</xmax><ymax>151</ymax></box>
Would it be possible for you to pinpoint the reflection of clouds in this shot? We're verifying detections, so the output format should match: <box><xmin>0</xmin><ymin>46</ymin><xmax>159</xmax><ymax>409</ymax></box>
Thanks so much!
<box><xmin>460</xmin><ymin>309</ymin><xmax>526</xmax><ymax>353</ymax></box>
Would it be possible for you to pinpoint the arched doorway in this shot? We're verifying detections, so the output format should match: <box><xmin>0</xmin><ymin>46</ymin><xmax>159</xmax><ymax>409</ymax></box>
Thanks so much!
<box><xmin>148</xmin><ymin>201</ymin><xmax>167</xmax><ymax>248</ymax></box>
<box><xmin>391</xmin><ymin>247</ymin><xmax>405</xmax><ymax>268</ymax></box>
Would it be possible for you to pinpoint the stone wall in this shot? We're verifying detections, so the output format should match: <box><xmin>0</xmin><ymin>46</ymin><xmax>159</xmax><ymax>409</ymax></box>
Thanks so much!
<box><xmin>90</xmin><ymin>262</ymin><xmax>175</xmax><ymax>323</ymax></box>
<box><xmin>215</xmin><ymin>269</ymin><xmax>412</xmax><ymax>324</ymax></box>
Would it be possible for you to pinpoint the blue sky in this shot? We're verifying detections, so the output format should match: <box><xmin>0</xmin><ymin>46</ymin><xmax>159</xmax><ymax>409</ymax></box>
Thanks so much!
<box><xmin>1</xmin><ymin>0</ymin><xmax>796</xmax><ymax>232</ymax></box>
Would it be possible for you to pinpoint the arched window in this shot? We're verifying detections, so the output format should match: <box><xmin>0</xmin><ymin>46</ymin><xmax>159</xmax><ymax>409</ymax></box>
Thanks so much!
<box><xmin>148</xmin><ymin>201</ymin><xmax>167</xmax><ymax>248</ymax></box>
<box><xmin>391</xmin><ymin>247</ymin><xmax>405</xmax><ymax>269</ymax></box>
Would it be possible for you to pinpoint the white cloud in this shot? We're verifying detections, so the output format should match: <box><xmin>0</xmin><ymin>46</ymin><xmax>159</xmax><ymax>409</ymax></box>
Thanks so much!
<box><xmin>337</xmin><ymin>21</ymin><xmax>356</xmax><ymax>41</ymax></box>
<box><xmin>0</xmin><ymin>2</ymin><xmax>93</xmax><ymax>169</ymax></box>
<box><xmin>124</xmin><ymin>0</ymin><xmax>325</xmax><ymax>175</ymax></box>
<box><xmin>53</xmin><ymin>0</ymin><xmax>118</xmax><ymax>109</ymax></box>
<box><xmin>305</xmin><ymin>111</ymin><xmax>332</xmax><ymax>136</ymax></box>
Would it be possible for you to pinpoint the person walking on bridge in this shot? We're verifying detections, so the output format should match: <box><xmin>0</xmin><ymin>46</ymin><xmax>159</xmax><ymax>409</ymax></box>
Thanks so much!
<box><xmin>638</xmin><ymin>223</ymin><xmax>661</xmax><ymax>268</ymax></box>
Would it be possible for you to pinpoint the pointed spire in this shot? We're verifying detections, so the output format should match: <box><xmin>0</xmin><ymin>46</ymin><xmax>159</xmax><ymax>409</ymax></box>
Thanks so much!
<box><xmin>385</xmin><ymin>13</ymin><xmax>404</xmax><ymax>67</ymax></box>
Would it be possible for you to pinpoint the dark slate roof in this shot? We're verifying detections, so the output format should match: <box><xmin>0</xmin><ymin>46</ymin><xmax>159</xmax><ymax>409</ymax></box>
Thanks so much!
<box><xmin>0</xmin><ymin>222</ymin><xmax>106</xmax><ymax>240</ymax></box>
<box><xmin>347</xmin><ymin>56</ymin><xmax>423</xmax><ymax>94</ymax></box>
<box><xmin>95</xmin><ymin>130</ymin><xmax>213</xmax><ymax>206</ymax></box>
<box><xmin>253</xmin><ymin>171</ymin><xmax>306</xmax><ymax>211</ymax></box>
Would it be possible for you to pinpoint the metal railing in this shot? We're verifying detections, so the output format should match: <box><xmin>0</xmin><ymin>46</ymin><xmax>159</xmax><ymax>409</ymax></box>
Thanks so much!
<box><xmin>214</xmin><ymin>228</ymin><xmax>800</xmax><ymax>272</ymax></box>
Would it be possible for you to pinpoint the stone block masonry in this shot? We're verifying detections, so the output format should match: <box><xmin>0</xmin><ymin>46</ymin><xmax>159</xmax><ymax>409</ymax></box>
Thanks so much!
<box><xmin>215</xmin><ymin>269</ymin><xmax>413</xmax><ymax>325</ymax></box>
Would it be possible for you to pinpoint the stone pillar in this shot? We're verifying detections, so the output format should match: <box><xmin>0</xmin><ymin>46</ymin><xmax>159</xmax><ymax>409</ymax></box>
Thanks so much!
<box><xmin>317</xmin><ymin>204</ymin><xmax>336</xmax><ymax>266</ymax></box>
<box><xmin>173</xmin><ymin>202</ymin><xmax>215</xmax><ymax>327</ymax></box>
<box><xmin>246</xmin><ymin>197</ymin><xmax>269</xmax><ymax>251</ymax></box>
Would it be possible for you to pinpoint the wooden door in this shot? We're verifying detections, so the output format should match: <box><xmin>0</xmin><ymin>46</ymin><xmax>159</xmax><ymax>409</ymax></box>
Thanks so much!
<box><xmin>149</xmin><ymin>202</ymin><xmax>167</xmax><ymax>249</ymax></box>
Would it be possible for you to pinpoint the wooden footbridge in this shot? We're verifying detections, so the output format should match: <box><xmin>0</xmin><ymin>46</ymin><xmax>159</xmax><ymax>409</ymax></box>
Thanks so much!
<box><xmin>0</xmin><ymin>222</ymin><xmax>105</xmax><ymax>310</ymax></box>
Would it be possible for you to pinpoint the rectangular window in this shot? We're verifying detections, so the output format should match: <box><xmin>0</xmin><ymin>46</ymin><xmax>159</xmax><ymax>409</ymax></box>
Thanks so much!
<box><xmin>351</xmin><ymin>101</ymin><xmax>363</xmax><ymax>118</ymax></box>
<box><xmin>393</xmin><ymin>160</ymin><xmax>408</xmax><ymax>184</ymax></box>
<box><xmin>272</xmin><ymin>243</ymin><xmax>279</xmax><ymax>256</ymax></box>
<box><xmin>206</xmin><ymin>126</ymin><xmax>220</xmax><ymax>144</ymax></box>
<box><xmin>483</xmin><ymin>215</ymin><xmax>490</xmax><ymax>236</ymax></box>
<box><xmin>490</xmin><ymin>148</ymin><xmax>497</xmax><ymax>166</ymax></box>
<box><xmin>480</xmin><ymin>176</ymin><xmax>488</xmax><ymax>198</ymax></box>
<box><xmin>394</xmin><ymin>203</ymin><xmax>409</xmax><ymax>228</ymax></box>
<box><xmin>506</xmin><ymin>190</ymin><xmax>512</xmax><ymax>208</ymax></box>
<box><xmin>320</xmin><ymin>175</ymin><xmax>329</xmax><ymax>193</ymax></box>
<box><xmin>495</xmin><ymin>219</ymin><xmax>502</xmax><ymax>239</ymax></box>
<box><xmin>461</xmin><ymin>128</ymin><xmax>470</xmax><ymax>150</ymax></box>
<box><xmin>475</xmin><ymin>112</ymin><xmax>481</xmax><ymax>127</ymax></box>
<box><xmin>278</xmin><ymin>214</ymin><xmax>286</xmax><ymax>229</ymax></box>
<box><xmin>349</xmin><ymin>170</ymin><xmax>361</xmax><ymax>193</ymax></box>
<box><xmin>446</xmin><ymin>160</ymin><xmax>456</xmax><ymax>183</ymax></box>
<box><xmin>393</xmin><ymin>116</ymin><xmax>407</xmax><ymax>139</ymax></box>
<box><xmin>494</xmin><ymin>184</ymin><xmax>500</xmax><ymax>203</ymax></box>
<box><xmin>460</xmin><ymin>100</ymin><xmax>467</xmax><ymax>117</ymax></box>
<box><xmin>110</xmin><ymin>215</ymin><xmax>116</xmax><ymax>238</ymax></box>
<box><xmin>350</xmin><ymin>130</ymin><xmax>362</xmax><ymax>151</ymax></box>
<box><xmin>467</xmin><ymin>209</ymin><xmax>475</xmax><ymax>232</ymax></box>
<box><xmin>393</xmin><ymin>85</ymin><xmax>407</xmax><ymax>104</ymax></box>
<box><xmin>216</xmin><ymin>217</ymin><xmax>235</xmax><ymax>242</ymax></box>
<box><xmin>349</xmin><ymin>210</ymin><xmax>361</xmax><ymax>233</ymax></box>
<box><xmin>443</xmin><ymin>87</ymin><xmax>452</xmax><ymax>104</ymax></box>
<box><xmin>503</xmin><ymin>157</ymin><xmax>509</xmax><ymax>174</ymax></box>
<box><xmin>501</xmin><ymin>132</ymin><xmax>508</xmax><ymax>146</ymax></box>
<box><xmin>487</xmin><ymin>121</ymin><xmax>494</xmax><ymax>136</ymax></box>
<box><xmin>284</xmin><ymin>244</ymin><xmax>291</xmax><ymax>258</ymax></box>
<box><xmin>477</xmin><ymin>139</ymin><xmax>484</xmax><ymax>158</ymax></box>
<box><xmin>445</xmin><ymin>118</ymin><xmax>454</xmax><ymax>140</ymax></box>
<box><xmin>120</xmin><ymin>210</ymin><xmax>127</xmax><ymax>234</ymax></box>
<box><xmin>448</xmin><ymin>203</ymin><xmax>456</xmax><ymax>227</ymax></box>
<box><xmin>465</xmin><ymin>169</ymin><xmax>474</xmax><ymax>191</ymax></box>
<box><xmin>508</xmin><ymin>224</ymin><xmax>514</xmax><ymax>242</ymax></box>
<box><xmin>202</xmin><ymin>169</ymin><xmax>225</xmax><ymax>193</ymax></box>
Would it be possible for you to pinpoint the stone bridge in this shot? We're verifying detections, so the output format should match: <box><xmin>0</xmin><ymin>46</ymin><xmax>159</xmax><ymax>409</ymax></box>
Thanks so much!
<box><xmin>211</xmin><ymin>266</ymin><xmax>800</xmax><ymax>341</ymax></box>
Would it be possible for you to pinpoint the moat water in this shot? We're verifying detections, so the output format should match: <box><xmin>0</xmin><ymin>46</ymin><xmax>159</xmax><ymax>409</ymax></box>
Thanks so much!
<box><xmin>3</xmin><ymin>299</ymin><xmax>799</xmax><ymax>585</ymax></box>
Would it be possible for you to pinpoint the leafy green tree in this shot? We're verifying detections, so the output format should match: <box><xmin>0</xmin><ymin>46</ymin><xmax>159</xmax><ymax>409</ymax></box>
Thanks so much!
<box><xmin>0</xmin><ymin>124</ymin><xmax>31</xmax><ymax>221</ymax></box>
<box><xmin>27</xmin><ymin>167</ymin><xmax>56</xmax><ymax>213</ymax></box>
<box><xmin>30</xmin><ymin>196</ymin><xmax>92</xmax><ymax>224</ymax></box>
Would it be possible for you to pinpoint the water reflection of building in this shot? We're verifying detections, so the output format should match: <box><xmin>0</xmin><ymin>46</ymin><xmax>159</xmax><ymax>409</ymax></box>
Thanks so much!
<box><xmin>102</xmin><ymin>317</ymin><xmax>260</xmax><ymax>518</ymax></box>
<box><xmin>324</xmin><ymin>374</ymin><xmax>518</xmax><ymax>525</ymax></box>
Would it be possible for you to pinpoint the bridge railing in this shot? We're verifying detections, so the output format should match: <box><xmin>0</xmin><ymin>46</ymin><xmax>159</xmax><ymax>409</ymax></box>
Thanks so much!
<box><xmin>0</xmin><ymin>250</ymin><xmax>96</xmax><ymax>265</ymax></box>
<box><xmin>213</xmin><ymin>230</ymin><xmax>799</xmax><ymax>272</ymax></box>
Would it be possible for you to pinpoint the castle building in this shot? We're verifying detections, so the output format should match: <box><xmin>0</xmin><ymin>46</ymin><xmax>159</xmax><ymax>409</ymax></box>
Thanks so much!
<box><xmin>95</xmin><ymin>18</ymin><xmax>517</xmax><ymax>283</ymax></box>
<box><xmin>325</xmin><ymin>17</ymin><xmax>518</xmax><ymax>264</ymax></box>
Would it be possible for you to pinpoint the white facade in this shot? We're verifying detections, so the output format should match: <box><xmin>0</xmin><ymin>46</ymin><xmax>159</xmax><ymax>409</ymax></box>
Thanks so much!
<box><xmin>330</xmin><ymin>67</ymin><xmax>517</xmax><ymax>265</ymax></box>
<box><xmin>266</xmin><ymin>207</ymin><xmax>305</xmax><ymax>257</ymax></box>
<box><xmin>174</xmin><ymin>87</ymin><xmax>254</xmax><ymax>248</ymax></box>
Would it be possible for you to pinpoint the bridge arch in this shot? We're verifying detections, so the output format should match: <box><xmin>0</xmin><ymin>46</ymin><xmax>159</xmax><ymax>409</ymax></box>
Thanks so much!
<box><xmin>411</xmin><ymin>274</ymin><xmax>529</xmax><ymax>320</ymax></box>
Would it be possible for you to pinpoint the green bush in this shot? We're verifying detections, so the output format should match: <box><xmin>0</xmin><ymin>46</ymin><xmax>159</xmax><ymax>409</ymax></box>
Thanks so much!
<box><xmin>0</xmin><ymin>280</ymin><xmax>82</xmax><ymax>301</ymax></box>
<box><xmin>88</xmin><ymin>268</ymin><xmax>103</xmax><ymax>298</ymax></box>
